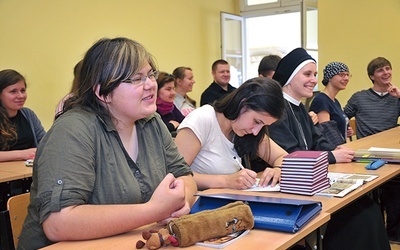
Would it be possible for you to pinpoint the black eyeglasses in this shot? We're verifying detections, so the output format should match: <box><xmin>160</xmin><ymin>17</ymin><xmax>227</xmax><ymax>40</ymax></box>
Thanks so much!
<box><xmin>122</xmin><ymin>70</ymin><xmax>159</xmax><ymax>85</ymax></box>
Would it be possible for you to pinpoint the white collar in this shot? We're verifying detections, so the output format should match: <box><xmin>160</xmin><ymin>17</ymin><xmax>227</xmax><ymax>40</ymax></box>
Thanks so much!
<box><xmin>283</xmin><ymin>92</ymin><xmax>301</xmax><ymax>106</ymax></box>
<box><xmin>372</xmin><ymin>90</ymin><xmax>388</xmax><ymax>96</ymax></box>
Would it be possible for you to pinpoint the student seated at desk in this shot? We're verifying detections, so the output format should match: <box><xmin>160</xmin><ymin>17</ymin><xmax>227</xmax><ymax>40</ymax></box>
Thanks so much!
<box><xmin>175</xmin><ymin>78</ymin><xmax>287</xmax><ymax>190</ymax></box>
<box><xmin>270</xmin><ymin>47</ymin><xmax>390</xmax><ymax>250</ymax></box>
<box><xmin>172</xmin><ymin>66</ymin><xmax>196</xmax><ymax>116</ymax></box>
<box><xmin>309</xmin><ymin>62</ymin><xmax>354</xmax><ymax>147</ymax></box>
<box><xmin>269</xmin><ymin>49</ymin><xmax>354</xmax><ymax>164</ymax></box>
<box><xmin>18</xmin><ymin>37</ymin><xmax>197</xmax><ymax>250</ymax></box>
<box><xmin>344</xmin><ymin>56</ymin><xmax>400</xmax><ymax>244</ymax></box>
<box><xmin>0</xmin><ymin>69</ymin><xmax>45</xmax><ymax>162</ymax></box>
<box><xmin>156</xmin><ymin>72</ymin><xmax>185</xmax><ymax>134</ymax></box>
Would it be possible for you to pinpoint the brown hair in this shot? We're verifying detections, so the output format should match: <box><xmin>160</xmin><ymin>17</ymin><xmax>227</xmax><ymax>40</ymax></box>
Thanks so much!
<box><xmin>0</xmin><ymin>69</ymin><xmax>26</xmax><ymax>149</ymax></box>
<box><xmin>172</xmin><ymin>67</ymin><xmax>196</xmax><ymax>107</ymax></box>
<box><xmin>211</xmin><ymin>59</ymin><xmax>229</xmax><ymax>72</ymax></box>
<box><xmin>367</xmin><ymin>57</ymin><xmax>392</xmax><ymax>83</ymax></box>
<box><xmin>156</xmin><ymin>71</ymin><xmax>175</xmax><ymax>90</ymax></box>
<box><xmin>58</xmin><ymin>37</ymin><xmax>157</xmax><ymax>120</ymax></box>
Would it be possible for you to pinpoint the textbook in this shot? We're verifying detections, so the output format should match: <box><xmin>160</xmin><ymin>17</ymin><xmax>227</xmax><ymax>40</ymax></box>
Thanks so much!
<box><xmin>316</xmin><ymin>172</ymin><xmax>378</xmax><ymax>198</ymax></box>
<box><xmin>282</xmin><ymin>151</ymin><xmax>328</xmax><ymax>163</ymax></box>
<box><xmin>281</xmin><ymin>151</ymin><xmax>330</xmax><ymax>195</ymax></box>
<box><xmin>353</xmin><ymin>148</ymin><xmax>400</xmax><ymax>163</ymax></box>
<box><xmin>195</xmin><ymin>229</ymin><xmax>250</xmax><ymax>249</ymax></box>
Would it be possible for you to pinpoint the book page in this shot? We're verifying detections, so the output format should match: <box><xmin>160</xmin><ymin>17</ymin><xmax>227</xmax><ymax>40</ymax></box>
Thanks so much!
<box><xmin>316</xmin><ymin>172</ymin><xmax>378</xmax><ymax>197</ymax></box>
<box><xmin>327</xmin><ymin>172</ymin><xmax>378</xmax><ymax>184</ymax></box>
<box><xmin>195</xmin><ymin>230</ymin><xmax>250</xmax><ymax>249</ymax></box>
<box><xmin>242</xmin><ymin>178</ymin><xmax>280</xmax><ymax>192</ymax></box>
<box><xmin>316</xmin><ymin>182</ymin><xmax>361</xmax><ymax>197</ymax></box>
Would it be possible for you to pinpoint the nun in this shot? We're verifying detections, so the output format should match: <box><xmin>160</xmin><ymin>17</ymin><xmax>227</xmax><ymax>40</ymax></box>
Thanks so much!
<box><xmin>269</xmin><ymin>47</ymin><xmax>390</xmax><ymax>250</ymax></box>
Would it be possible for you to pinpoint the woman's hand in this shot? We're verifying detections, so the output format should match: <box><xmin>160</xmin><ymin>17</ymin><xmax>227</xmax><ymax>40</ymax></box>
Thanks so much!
<box><xmin>149</xmin><ymin>174</ymin><xmax>186</xmax><ymax>221</ymax></box>
<box><xmin>226</xmin><ymin>169</ymin><xmax>257</xmax><ymax>190</ymax></box>
<box><xmin>169</xmin><ymin>120</ymin><xmax>180</xmax><ymax>129</ymax></box>
<box><xmin>258</xmin><ymin>167</ymin><xmax>281</xmax><ymax>187</ymax></box>
<box><xmin>347</xmin><ymin>126</ymin><xmax>354</xmax><ymax>137</ymax></box>
<box><xmin>308</xmin><ymin>111</ymin><xmax>319</xmax><ymax>125</ymax></box>
<box><xmin>332</xmin><ymin>146</ymin><xmax>355</xmax><ymax>163</ymax></box>
<box><xmin>20</xmin><ymin>148</ymin><xmax>36</xmax><ymax>160</ymax></box>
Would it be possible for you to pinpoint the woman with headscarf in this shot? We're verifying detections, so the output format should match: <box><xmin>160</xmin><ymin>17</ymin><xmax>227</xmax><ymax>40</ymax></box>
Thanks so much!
<box><xmin>269</xmin><ymin>48</ymin><xmax>390</xmax><ymax>250</ymax></box>
<box><xmin>309</xmin><ymin>62</ymin><xmax>354</xmax><ymax>146</ymax></box>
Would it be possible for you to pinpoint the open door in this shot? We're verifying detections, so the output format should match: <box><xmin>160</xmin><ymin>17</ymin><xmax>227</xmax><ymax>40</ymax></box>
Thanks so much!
<box><xmin>221</xmin><ymin>12</ymin><xmax>245</xmax><ymax>87</ymax></box>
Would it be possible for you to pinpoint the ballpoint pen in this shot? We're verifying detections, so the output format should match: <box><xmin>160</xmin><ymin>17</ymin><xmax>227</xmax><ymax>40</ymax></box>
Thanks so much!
<box><xmin>233</xmin><ymin>156</ymin><xmax>245</xmax><ymax>170</ymax></box>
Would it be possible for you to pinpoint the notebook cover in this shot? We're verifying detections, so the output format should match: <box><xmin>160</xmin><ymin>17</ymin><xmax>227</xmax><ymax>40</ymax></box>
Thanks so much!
<box><xmin>190</xmin><ymin>193</ymin><xmax>322</xmax><ymax>233</ymax></box>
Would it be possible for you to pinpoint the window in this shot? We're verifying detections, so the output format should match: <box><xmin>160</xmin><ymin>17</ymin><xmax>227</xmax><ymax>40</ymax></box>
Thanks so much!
<box><xmin>221</xmin><ymin>12</ymin><xmax>245</xmax><ymax>88</ymax></box>
<box><xmin>223</xmin><ymin>0</ymin><xmax>318</xmax><ymax>82</ymax></box>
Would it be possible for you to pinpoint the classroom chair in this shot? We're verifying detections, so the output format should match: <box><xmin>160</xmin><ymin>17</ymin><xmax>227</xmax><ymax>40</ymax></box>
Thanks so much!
<box><xmin>0</xmin><ymin>192</ymin><xmax>30</xmax><ymax>250</ymax></box>
<box><xmin>349</xmin><ymin>118</ymin><xmax>357</xmax><ymax>141</ymax></box>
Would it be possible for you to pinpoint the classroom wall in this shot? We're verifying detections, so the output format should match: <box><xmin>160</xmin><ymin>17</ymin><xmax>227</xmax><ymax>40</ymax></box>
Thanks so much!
<box><xmin>0</xmin><ymin>0</ymin><xmax>239</xmax><ymax>130</ymax></box>
<box><xmin>1</xmin><ymin>0</ymin><xmax>399</xmax><ymax>130</ymax></box>
<box><xmin>318</xmin><ymin>0</ymin><xmax>400</xmax><ymax>106</ymax></box>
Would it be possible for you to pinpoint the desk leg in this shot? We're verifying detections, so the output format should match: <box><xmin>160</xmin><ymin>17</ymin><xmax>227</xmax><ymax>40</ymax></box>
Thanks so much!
<box><xmin>305</xmin><ymin>223</ymin><xmax>327</xmax><ymax>250</ymax></box>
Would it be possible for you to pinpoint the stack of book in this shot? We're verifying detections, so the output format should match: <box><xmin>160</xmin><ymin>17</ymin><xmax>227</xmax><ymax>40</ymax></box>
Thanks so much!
<box><xmin>280</xmin><ymin>151</ymin><xmax>330</xmax><ymax>196</ymax></box>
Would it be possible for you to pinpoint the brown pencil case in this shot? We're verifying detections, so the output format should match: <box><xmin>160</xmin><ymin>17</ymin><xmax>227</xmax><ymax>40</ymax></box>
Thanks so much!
<box><xmin>167</xmin><ymin>201</ymin><xmax>254</xmax><ymax>247</ymax></box>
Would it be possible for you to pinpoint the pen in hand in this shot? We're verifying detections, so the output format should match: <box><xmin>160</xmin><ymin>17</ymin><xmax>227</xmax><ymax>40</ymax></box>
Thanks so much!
<box><xmin>233</xmin><ymin>156</ymin><xmax>245</xmax><ymax>170</ymax></box>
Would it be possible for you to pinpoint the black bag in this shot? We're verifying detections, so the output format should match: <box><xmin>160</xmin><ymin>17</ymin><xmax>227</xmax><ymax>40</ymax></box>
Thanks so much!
<box><xmin>315</xmin><ymin>120</ymin><xmax>345</xmax><ymax>147</ymax></box>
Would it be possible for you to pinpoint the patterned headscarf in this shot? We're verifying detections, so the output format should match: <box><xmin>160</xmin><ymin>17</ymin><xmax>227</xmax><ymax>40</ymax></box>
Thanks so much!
<box><xmin>322</xmin><ymin>62</ymin><xmax>349</xmax><ymax>86</ymax></box>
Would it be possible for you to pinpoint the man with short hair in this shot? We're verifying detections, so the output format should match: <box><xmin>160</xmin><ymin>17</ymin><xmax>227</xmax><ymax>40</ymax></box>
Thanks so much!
<box><xmin>258</xmin><ymin>54</ymin><xmax>281</xmax><ymax>78</ymax></box>
<box><xmin>200</xmin><ymin>59</ymin><xmax>236</xmax><ymax>106</ymax></box>
<box><xmin>344</xmin><ymin>56</ymin><xmax>400</xmax><ymax>244</ymax></box>
<box><xmin>344</xmin><ymin>57</ymin><xmax>400</xmax><ymax>139</ymax></box>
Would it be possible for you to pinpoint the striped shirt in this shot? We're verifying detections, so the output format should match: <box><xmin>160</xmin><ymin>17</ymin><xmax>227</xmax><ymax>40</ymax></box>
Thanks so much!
<box><xmin>344</xmin><ymin>88</ymin><xmax>400</xmax><ymax>139</ymax></box>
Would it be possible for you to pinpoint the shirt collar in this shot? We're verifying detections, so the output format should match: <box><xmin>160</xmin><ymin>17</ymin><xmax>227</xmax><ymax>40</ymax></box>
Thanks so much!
<box><xmin>283</xmin><ymin>92</ymin><xmax>301</xmax><ymax>106</ymax></box>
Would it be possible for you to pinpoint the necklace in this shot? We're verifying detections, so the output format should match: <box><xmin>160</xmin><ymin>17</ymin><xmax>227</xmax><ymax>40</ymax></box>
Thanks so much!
<box><xmin>287</xmin><ymin>101</ymin><xmax>309</xmax><ymax>150</ymax></box>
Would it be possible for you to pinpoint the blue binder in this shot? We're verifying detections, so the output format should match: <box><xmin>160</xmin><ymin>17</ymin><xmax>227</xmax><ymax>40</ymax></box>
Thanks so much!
<box><xmin>190</xmin><ymin>193</ymin><xmax>322</xmax><ymax>233</ymax></box>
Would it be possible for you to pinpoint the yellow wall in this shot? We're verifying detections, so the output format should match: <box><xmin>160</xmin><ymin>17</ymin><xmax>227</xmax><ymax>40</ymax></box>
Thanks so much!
<box><xmin>1</xmin><ymin>0</ymin><xmax>399</xmax><ymax>130</ymax></box>
<box><xmin>0</xmin><ymin>0</ymin><xmax>239</xmax><ymax>130</ymax></box>
<box><xmin>318</xmin><ymin>0</ymin><xmax>400</xmax><ymax>105</ymax></box>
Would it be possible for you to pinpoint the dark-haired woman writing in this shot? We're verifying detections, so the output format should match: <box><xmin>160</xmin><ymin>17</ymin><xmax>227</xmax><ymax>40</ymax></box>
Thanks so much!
<box><xmin>175</xmin><ymin>78</ymin><xmax>287</xmax><ymax>190</ymax></box>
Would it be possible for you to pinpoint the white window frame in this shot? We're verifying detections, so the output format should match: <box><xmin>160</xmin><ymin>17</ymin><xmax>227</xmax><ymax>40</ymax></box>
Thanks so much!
<box><xmin>221</xmin><ymin>1</ymin><xmax>318</xmax><ymax>84</ymax></box>
<box><xmin>220</xmin><ymin>12</ymin><xmax>246</xmax><ymax>87</ymax></box>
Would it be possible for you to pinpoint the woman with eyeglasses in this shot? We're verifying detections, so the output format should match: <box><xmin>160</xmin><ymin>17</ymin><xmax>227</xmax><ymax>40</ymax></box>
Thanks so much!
<box><xmin>0</xmin><ymin>69</ymin><xmax>45</xmax><ymax>162</ymax></box>
<box><xmin>18</xmin><ymin>37</ymin><xmax>197</xmax><ymax>250</ymax></box>
<box><xmin>309</xmin><ymin>62</ymin><xmax>354</xmax><ymax>146</ymax></box>
<box><xmin>156</xmin><ymin>71</ymin><xmax>185</xmax><ymax>134</ymax></box>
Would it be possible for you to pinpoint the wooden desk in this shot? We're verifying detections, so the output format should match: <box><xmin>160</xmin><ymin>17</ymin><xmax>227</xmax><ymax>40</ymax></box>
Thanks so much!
<box><xmin>0</xmin><ymin>161</ymin><xmax>32</xmax><ymax>182</ymax></box>
<box><xmin>0</xmin><ymin>161</ymin><xmax>32</xmax><ymax>210</ymax></box>
<box><xmin>346</xmin><ymin>126</ymin><xmax>399</xmax><ymax>149</ymax></box>
<box><xmin>41</xmin><ymin>202</ymin><xmax>330</xmax><ymax>250</ymax></box>
<box><xmin>41</xmin><ymin>127</ymin><xmax>400</xmax><ymax>250</ymax></box>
